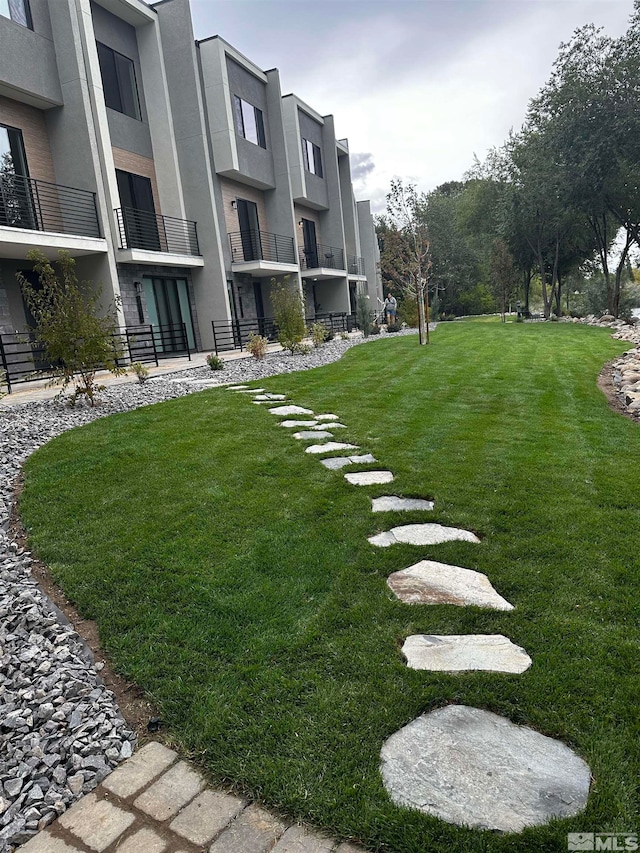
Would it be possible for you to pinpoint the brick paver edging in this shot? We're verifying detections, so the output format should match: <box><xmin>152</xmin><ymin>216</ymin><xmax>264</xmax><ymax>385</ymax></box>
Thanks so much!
<box><xmin>18</xmin><ymin>743</ymin><xmax>364</xmax><ymax>853</ymax></box>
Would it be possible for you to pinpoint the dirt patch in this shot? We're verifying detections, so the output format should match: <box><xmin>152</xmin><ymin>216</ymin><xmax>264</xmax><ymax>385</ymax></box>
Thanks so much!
<box><xmin>597</xmin><ymin>358</ymin><xmax>638</xmax><ymax>422</ymax></box>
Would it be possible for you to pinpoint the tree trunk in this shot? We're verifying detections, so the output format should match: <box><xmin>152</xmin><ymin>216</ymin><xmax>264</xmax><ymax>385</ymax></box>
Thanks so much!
<box><xmin>524</xmin><ymin>269</ymin><xmax>532</xmax><ymax>312</ymax></box>
<box><xmin>613</xmin><ymin>229</ymin><xmax>633</xmax><ymax>317</ymax></box>
<box><xmin>417</xmin><ymin>289</ymin><xmax>427</xmax><ymax>345</ymax></box>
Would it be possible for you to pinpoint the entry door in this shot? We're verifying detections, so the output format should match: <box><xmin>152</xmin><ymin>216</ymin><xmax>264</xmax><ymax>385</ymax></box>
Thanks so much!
<box><xmin>116</xmin><ymin>170</ymin><xmax>159</xmax><ymax>250</ymax></box>
<box><xmin>302</xmin><ymin>219</ymin><xmax>318</xmax><ymax>268</ymax></box>
<box><xmin>237</xmin><ymin>199</ymin><xmax>261</xmax><ymax>261</ymax></box>
<box><xmin>143</xmin><ymin>277</ymin><xmax>195</xmax><ymax>353</ymax></box>
<box><xmin>0</xmin><ymin>124</ymin><xmax>35</xmax><ymax>229</ymax></box>
<box><xmin>19</xmin><ymin>268</ymin><xmax>49</xmax><ymax>369</ymax></box>
<box><xmin>349</xmin><ymin>282</ymin><xmax>357</xmax><ymax>315</ymax></box>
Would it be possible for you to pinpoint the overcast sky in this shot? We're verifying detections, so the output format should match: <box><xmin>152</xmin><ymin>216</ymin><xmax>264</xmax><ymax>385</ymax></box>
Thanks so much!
<box><xmin>190</xmin><ymin>0</ymin><xmax>633</xmax><ymax>213</ymax></box>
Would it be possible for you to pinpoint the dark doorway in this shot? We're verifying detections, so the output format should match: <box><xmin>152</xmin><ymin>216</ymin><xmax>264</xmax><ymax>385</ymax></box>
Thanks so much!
<box><xmin>349</xmin><ymin>282</ymin><xmax>357</xmax><ymax>315</ymax></box>
<box><xmin>0</xmin><ymin>124</ymin><xmax>36</xmax><ymax>230</ymax></box>
<box><xmin>116</xmin><ymin>170</ymin><xmax>159</xmax><ymax>250</ymax></box>
<box><xmin>237</xmin><ymin>199</ymin><xmax>261</xmax><ymax>261</ymax></box>
<box><xmin>301</xmin><ymin>218</ymin><xmax>318</xmax><ymax>268</ymax></box>
<box><xmin>253</xmin><ymin>280</ymin><xmax>266</xmax><ymax>335</ymax></box>
<box><xmin>19</xmin><ymin>268</ymin><xmax>50</xmax><ymax>370</ymax></box>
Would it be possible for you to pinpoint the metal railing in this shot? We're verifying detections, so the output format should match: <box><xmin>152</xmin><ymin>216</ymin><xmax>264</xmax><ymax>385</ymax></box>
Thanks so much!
<box><xmin>298</xmin><ymin>243</ymin><xmax>345</xmax><ymax>271</ymax></box>
<box><xmin>347</xmin><ymin>255</ymin><xmax>366</xmax><ymax>276</ymax></box>
<box><xmin>228</xmin><ymin>230</ymin><xmax>296</xmax><ymax>265</ymax></box>
<box><xmin>0</xmin><ymin>323</ymin><xmax>190</xmax><ymax>393</ymax></box>
<box><xmin>0</xmin><ymin>173</ymin><xmax>100</xmax><ymax>238</ymax></box>
<box><xmin>211</xmin><ymin>312</ymin><xmax>350</xmax><ymax>353</ymax></box>
<box><xmin>115</xmin><ymin>208</ymin><xmax>200</xmax><ymax>256</ymax></box>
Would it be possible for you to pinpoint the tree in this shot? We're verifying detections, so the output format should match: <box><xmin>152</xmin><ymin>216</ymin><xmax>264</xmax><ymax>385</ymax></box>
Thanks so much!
<box><xmin>270</xmin><ymin>276</ymin><xmax>306</xmax><ymax>354</ymax></box>
<box><xmin>17</xmin><ymin>250</ymin><xmax>124</xmax><ymax>405</ymax></box>
<box><xmin>379</xmin><ymin>179</ymin><xmax>431</xmax><ymax>344</ymax></box>
<box><xmin>490</xmin><ymin>240</ymin><xmax>518</xmax><ymax>321</ymax></box>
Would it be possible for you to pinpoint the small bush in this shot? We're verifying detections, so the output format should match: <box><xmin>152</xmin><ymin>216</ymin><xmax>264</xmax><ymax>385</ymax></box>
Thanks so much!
<box><xmin>246</xmin><ymin>334</ymin><xmax>268</xmax><ymax>360</ymax></box>
<box><xmin>270</xmin><ymin>277</ymin><xmax>306</xmax><ymax>354</ymax></box>
<box><xmin>386</xmin><ymin>322</ymin><xmax>402</xmax><ymax>333</ymax></box>
<box><xmin>397</xmin><ymin>297</ymin><xmax>418</xmax><ymax>328</ymax></box>
<box><xmin>130</xmin><ymin>361</ymin><xmax>149</xmax><ymax>384</ymax></box>
<box><xmin>206</xmin><ymin>353</ymin><xmax>225</xmax><ymax>370</ymax></box>
<box><xmin>368</xmin><ymin>324</ymin><xmax>381</xmax><ymax>336</ymax></box>
<box><xmin>324</xmin><ymin>329</ymin><xmax>335</xmax><ymax>342</ymax></box>
<box><xmin>309</xmin><ymin>322</ymin><xmax>328</xmax><ymax>348</ymax></box>
<box><xmin>515</xmin><ymin>314</ymin><xmax>524</xmax><ymax>323</ymax></box>
<box><xmin>340</xmin><ymin>331</ymin><xmax>349</xmax><ymax>340</ymax></box>
<box><xmin>355</xmin><ymin>291</ymin><xmax>371</xmax><ymax>336</ymax></box>
<box><xmin>295</xmin><ymin>342</ymin><xmax>313</xmax><ymax>355</ymax></box>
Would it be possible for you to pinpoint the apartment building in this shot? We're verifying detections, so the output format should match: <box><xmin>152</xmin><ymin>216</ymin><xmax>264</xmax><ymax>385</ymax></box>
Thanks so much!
<box><xmin>0</xmin><ymin>0</ymin><xmax>382</xmax><ymax>368</ymax></box>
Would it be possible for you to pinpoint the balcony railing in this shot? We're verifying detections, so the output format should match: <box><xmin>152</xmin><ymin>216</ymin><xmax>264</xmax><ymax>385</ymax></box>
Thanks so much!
<box><xmin>0</xmin><ymin>173</ymin><xmax>100</xmax><ymax>238</ymax></box>
<box><xmin>348</xmin><ymin>255</ymin><xmax>366</xmax><ymax>276</ymax></box>
<box><xmin>211</xmin><ymin>312</ymin><xmax>350</xmax><ymax>353</ymax></box>
<box><xmin>115</xmin><ymin>207</ymin><xmax>200</xmax><ymax>256</ymax></box>
<box><xmin>229</xmin><ymin>230</ymin><xmax>296</xmax><ymax>265</ymax></box>
<box><xmin>299</xmin><ymin>243</ymin><xmax>345</xmax><ymax>271</ymax></box>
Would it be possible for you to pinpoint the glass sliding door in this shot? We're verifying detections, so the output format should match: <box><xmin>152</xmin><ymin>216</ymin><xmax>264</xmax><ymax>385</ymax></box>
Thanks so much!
<box><xmin>142</xmin><ymin>277</ymin><xmax>195</xmax><ymax>354</ymax></box>
<box><xmin>0</xmin><ymin>124</ymin><xmax>36</xmax><ymax>230</ymax></box>
<box><xmin>116</xmin><ymin>170</ymin><xmax>160</xmax><ymax>251</ymax></box>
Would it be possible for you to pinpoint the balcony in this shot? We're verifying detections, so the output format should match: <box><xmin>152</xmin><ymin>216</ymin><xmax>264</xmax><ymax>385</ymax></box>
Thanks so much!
<box><xmin>299</xmin><ymin>243</ymin><xmax>346</xmax><ymax>279</ymax></box>
<box><xmin>347</xmin><ymin>255</ymin><xmax>366</xmax><ymax>277</ymax></box>
<box><xmin>115</xmin><ymin>207</ymin><xmax>203</xmax><ymax>267</ymax></box>
<box><xmin>0</xmin><ymin>174</ymin><xmax>106</xmax><ymax>259</ymax></box>
<box><xmin>229</xmin><ymin>229</ymin><xmax>298</xmax><ymax>277</ymax></box>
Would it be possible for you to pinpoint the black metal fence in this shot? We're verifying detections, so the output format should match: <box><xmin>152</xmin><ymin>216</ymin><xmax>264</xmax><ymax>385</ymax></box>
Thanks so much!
<box><xmin>298</xmin><ymin>243</ymin><xmax>345</xmax><ymax>271</ymax></box>
<box><xmin>228</xmin><ymin>230</ymin><xmax>296</xmax><ymax>265</ymax></box>
<box><xmin>211</xmin><ymin>312</ymin><xmax>351</xmax><ymax>353</ymax></box>
<box><xmin>115</xmin><ymin>208</ymin><xmax>200</xmax><ymax>256</ymax></box>
<box><xmin>0</xmin><ymin>323</ymin><xmax>190</xmax><ymax>393</ymax></box>
<box><xmin>0</xmin><ymin>174</ymin><xmax>100</xmax><ymax>238</ymax></box>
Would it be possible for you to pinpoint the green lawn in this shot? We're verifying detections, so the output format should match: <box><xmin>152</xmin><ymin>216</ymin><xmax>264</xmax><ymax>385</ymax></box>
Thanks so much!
<box><xmin>20</xmin><ymin>320</ymin><xmax>639</xmax><ymax>853</ymax></box>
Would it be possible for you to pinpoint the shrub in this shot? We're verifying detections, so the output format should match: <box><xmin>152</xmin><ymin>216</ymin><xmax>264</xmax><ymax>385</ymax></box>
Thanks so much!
<box><xmin>295</xmin><ymin>342</ymin><xmax>313</xmax><ymax>355</ymax></box>
<box><xmin>16</xmin><ymin>250</ymin><xmax>124</xmax><ymax>406</ymax></box>
<box><xmin>386</xmin><ymin>322</ymin><xmax>402</xmax><ymax>333</ymax></box>
<box><xmin>515</xmin><ymin>314</ymin><xmax>525</xmax><ymax>323</ymax></box>
<box><xmin>206</xmin><ymin>353</ymin><xmax>225</xmax><ymax>370</ymax></box>
<box><xmin>355</xmin><ymin>291</ymin><xmax>371</xmax><ymax>336</ymax></box>
<box><xmin>368</xmin><ymin>323</ymin><xmax>381</xmax><ymax>336</ymax></box>
<box><xmin>309</xmin><ymin>322</ymin><xmax>328</xmax><ymax>348</ymax></box>
<box><xmin>270</xmin><ymin>277</ymin><xmax>306</xmax><ymax>354</ymax></box>
<box><xmin>246</xmin><ymin>333</ymin><xmax>268</xmax><ymax>360</ymax></box>
<box><xmin>397</xmin><ymin>297</ymin><xmax>418</xmax><ymax>328</ymax></box>
<box><xmin>130</xmin><ymin>361</ymin><xmax>149</xmax><ymax>384</ymax></box>
<box><xmin>340</xmin><ymin>331</ymin><xmax>349</xmax><ymax>340</ymax></box>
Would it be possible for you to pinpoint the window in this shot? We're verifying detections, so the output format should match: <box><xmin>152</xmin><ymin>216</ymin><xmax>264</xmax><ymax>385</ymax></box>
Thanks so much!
<box><xmin>302</xmin><ymin>138</ymin><xmax>323</xmax><ymax>178</ymax></box>
<box><xmin>0</xmin><ymin>0</ymin><xmax>32</xmax><ymax>28</ymax></box>
<box><xmin>233</xmin><ymin>95</ymin><xmax>266</xmax><ymax>148</ymax></box>
<box><xmin>96</xmin><ymin>42</ymin><xmax>141</xmax><ymax>120</ymax></box>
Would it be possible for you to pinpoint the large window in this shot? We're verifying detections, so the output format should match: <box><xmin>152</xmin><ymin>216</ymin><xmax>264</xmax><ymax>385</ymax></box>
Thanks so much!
<box><xmin>302</xmin><ymin>138</ymin><xmax>323</xmax><ymax>178</ymax></box>
<box><xmin>233</xmin><ymin>95</ymin><xmax>266</xmax><ymax>149</ymax></box>
<box><xmin>0</xmin><ymin>0</ymin><xmax>32</xmax><ymax>28</ymax></box>
<box><xmin>96</xmin><ymin>41</ymin><xmax>141</xmax><ymax>121</ymax></box>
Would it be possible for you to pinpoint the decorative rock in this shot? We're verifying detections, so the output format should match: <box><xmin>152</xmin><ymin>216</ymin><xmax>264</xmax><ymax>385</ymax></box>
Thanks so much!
<box><xmin>292</xmin><ymin>431</ymin><xmax>333</xmax><ymax>440</ymax></box>
<box><xmin>380</xmin><ymin>705</ymin><xmax>591</xmax><ymax>832</ymax></box>
<box><xmin>372</xmin><ymin>496</ymin><xmax>434</xmax><ymax>513</ymax></box>
<box><xmin>269</xmin><ymin>406</ymin><xmax>315</xmax><ymax>416</ymax></box>
<box><xmin>401</xmin><ymin>634</ymin><xmax>532</xmax><ymax>673</ymax></box>
<box><xmin>305</xmin><ymin>442</ymin><xmax>359</xmax><ymax>454</ymax></box>
<box><xmin>279</xmin><ymin>420</ymin><xmax>319</xmax><ymax>428</ymax></box>
<box><xmin>235</xmin><ymin>388</ymin><xmax>265</xmax><ymax>394</ymax></box>
<box><xmin>369</xmin><ymin>523</ymin><xmax>479</xmax><ymax>547</ymax></box>
<box><xmin>311</xmin><ymin>422</ymin><xmax>346</xmax><ymax>429</ymax></box>
<box><xmin>226</xmin><ymin>385</ymin><xmax>249</xmax><ymax>390</ymax></box>
<box><xmin>344</xmin><ymin>471</ymin><xmax>394</xmax><ymax>485</ymax></box>
<box><xmin>315</xmin><ymin>414</ymin><xmax>339</xmax><ymax>421</ymax></box>
<box><xmin>320</xmin><ymin>454</ymin><xmax>377</xmax><ymax>470</ymax></box>
<box><xmin>387</xmin><ymin>560</ymin><xmax>513</xmax><ymax>610</ymax></box>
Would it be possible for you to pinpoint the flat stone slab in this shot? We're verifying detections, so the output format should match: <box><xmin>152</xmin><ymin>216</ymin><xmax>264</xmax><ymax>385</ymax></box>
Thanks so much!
<box><xmin>369</xmin><ymin>523</ymin><xmax>479</xmax><ymax>547</ymax></box>
<box><xmin>315</xmin><ymin>414</ymin><xmax>339</xmax><ymax>420</ymax></box>
<box><xmin>227</xmin><ymin>385</ymin><xmax>249</xmax><ymax>390</ymax></box>
<box><xmin>401</xmin><ymin>634</ymin><xmax>532</xmax><ymax>673</ymax></box>
<box><xmin>269</xmin><ymin>405</ymin><xmax>315</xmax><ymax>416</ymax></box>
<box><xmin>236</xmin><ymin>388</ymin><xmax>265</xmax><ymax>393</ymax></box>
<box><xmin>387</xmin><ymin>560</ymin><xmax>514</xmax><ymax>610</ymax></box>
<box><xmin>320</xmin><ymin>454</ymin><xmax>377</xmax><ymax>470</ymax></box>
<box><xmin>344</xmin><ymin>471</ymin><xmax>394</xmax><ymax>485</ymax></box>
<box><xmin>293</xmin><ymin>430</ymin><xmax>333</xmax><ymax>440</ymax></box>
<box><xmin>311</xmin><ymin>422</ymin><xmax>347</xmax><ymax>429</ymax></box>
<box><xmin>279</xmin><ymin>420</ymin><xmax>319</xmax><ymax>428</ymax></box>
<box><xmin>254</xmin><ymin>393</ymin><xmax>287</xmax><ymax>401</ymax></box>
<box><xmin>372</xmin><ymin>496</ymin><xmax>434</xmax><ymax>512</ymax></box>
<box><xmin>380</xmin><ymin>705</ymin><xmax>591</xmax><ymax>832</ymax></box>
<box><xmin>305</xmin><ymin>442</ymin><xmax>359</xmax><ymax>454</ymax></box>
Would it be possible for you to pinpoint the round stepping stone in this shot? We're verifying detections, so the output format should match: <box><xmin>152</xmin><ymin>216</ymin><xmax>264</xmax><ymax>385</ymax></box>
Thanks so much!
<box><xmin>254</xmin><ymin>393</ymin><xmax>287</xmax><ymax>401</ymax></box>
<box><xmin>380</xmin><ymin>705</ymin><xmax>591</xmax><ymax>832</ymax></box>
<box><xmin>269</xmin><ymin>405</ymin><xmax>315</xmax><ymax>416</ymax></box>
<box><xmin>344</xmin><ymin>471</ymin><xmax>394</xmax><ymax>485</ymax></box>
<box><xmin>293</xmin><ymin>430</ymin><xmax>333</xmax><ymax>440</ymax></box>
<box><xmin>372</xmin><ymin>496</ymin><xmax>434</xmax><ymax>513</ymax></box>
<box><xmin>279</xmin><ymin>420</ymin><xmax>320</xmax><ymax>428</ymax></box>
<box><xmin>310</xmin><ymin>422</ymin><xmax>347</xmax><ymax>430</ymax></box>
<box><xmin>369</xmin><ymin>523</ymin><xmax>479</xmax><ymax>548</ymax></box>
<box><xmin>305</xmin><ymin>442</ymin><xmax>359</xmax><ymax>454</ymax></box>
<box><xmin>387</xmin><ymin>560</ymin><xmax>514</xmax><ymax>610</ymax></box>
<box><xmin>401</xmin><ymin>635</ymin><xmax>532</xmax><ymax>673</ymax></box>
<box><xmin>315</xmin><ymin>414</ymin><xmax>339</xmax><ymax>421</ymax></box>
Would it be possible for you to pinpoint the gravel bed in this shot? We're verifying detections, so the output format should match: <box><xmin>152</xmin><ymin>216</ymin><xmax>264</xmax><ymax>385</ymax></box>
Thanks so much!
<box><xmin>0</xmin><ymin>327</ymin><xmax>419</xmax><ymax>851</ymax></box>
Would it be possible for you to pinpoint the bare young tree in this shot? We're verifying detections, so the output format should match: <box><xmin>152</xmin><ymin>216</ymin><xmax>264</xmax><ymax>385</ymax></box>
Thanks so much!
<box><xmin>379</xmin><ymin>179</ymin><xmax>432</xmax><ymax>344</ymax></box>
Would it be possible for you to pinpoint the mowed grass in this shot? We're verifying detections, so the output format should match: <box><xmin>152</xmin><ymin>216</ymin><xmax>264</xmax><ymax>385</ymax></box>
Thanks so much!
<box><xmin>20</xmin><ymin>320</ymin><xmax>639</xmax><ymax>853</ymax></box>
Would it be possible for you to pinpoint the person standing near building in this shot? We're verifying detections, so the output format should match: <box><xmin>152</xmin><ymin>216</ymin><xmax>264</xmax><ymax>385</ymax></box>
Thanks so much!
<box><xmin>384</xmin><ymin>293</ymin><xmax>397</xmax><ymax>325</ymax></box>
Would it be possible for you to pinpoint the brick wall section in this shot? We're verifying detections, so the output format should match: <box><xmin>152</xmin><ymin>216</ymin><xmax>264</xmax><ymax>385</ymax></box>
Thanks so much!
<box><xmin>219</xmin><ymin>176</ymin><xmax>268</xmax><ymax>237</ymax></box>
<box><xmin>111</xmin><ymin>147</ymin><xmax>161</xmax><ymax>214</ymax></box>
<box><xmin>116</xmin><ymin>264</ymin><xmax>202</xmax><ymax>352</ymax></box>
<box><xmin>0</xmin><ymin>95</ymin><xmax>56</xmax><ymax>183</ymax></box>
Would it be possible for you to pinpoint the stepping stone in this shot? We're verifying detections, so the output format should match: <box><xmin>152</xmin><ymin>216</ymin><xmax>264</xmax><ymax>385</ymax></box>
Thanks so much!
<box><xmin>305</xmin><ymin>442</ymin><xmax>359</xmax><ymax>454</ymax></box>
<box><xmin>254</xmin><ymin>393</ymin><xmax>287</xmax><ymax>401</ymax></box>
<box><xmin>227</xmin><ymin>385</ymin><xmax>249</xmax><ymax>390</ymax></box>
<box><xmin>401</xmin><ymin>635</ymin><xmax>532</xmax><ymax>673</ymax></box>
<box><xmin>372</xmin><ymin>496</ymin><xmax>434</xmax><ymax>512</ymax></box>
<box><xmin>320</xmin><ymin>453</ymin><xmax>377</xmax><ymax>470</ymax></box>
<box><xmin>310</xmin><ymin>422</ymin><xmax>347</xmax><ymax>430</ymax></box>
<box><xmin>315</xmin><ymin>414</ymin><xmax>339</xmax><ymax>421</ymax></box>
<box><xmin>344</xmin><ymin>471</ymin><xmax>394</xmax><ymax>485</ymax></box>
<box><xmin>236</xmin><ymin>388</ymin><xmax>266</xmax><ymax>394</ymax></box>
<box><xmin>269</xmin><ymin>405</ymin><xmax>315</xmax><ymax>416</ymax></box>
<box><xmin>380</xmin><ymin>705</ymin><xmax>591</xmax><ymax>832</ymax></box>
<box><xmin>387</xmin><ymin>560</ymin><xmax>514</xmax><ymax>610</ymax></box>
<box><xmin>369</xmin><ymin>523</ymin><xmax>479</xmax><ymax>548</ymax></box>
<box><xmin>279</xmin><ymin>420</ymin><xmax>319</xmax><ymax>428</ymax></box>
<box><xmin>293</xmin><ymin>430</ymin><xmax>333</xmax><ymax>440</ymax></box>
